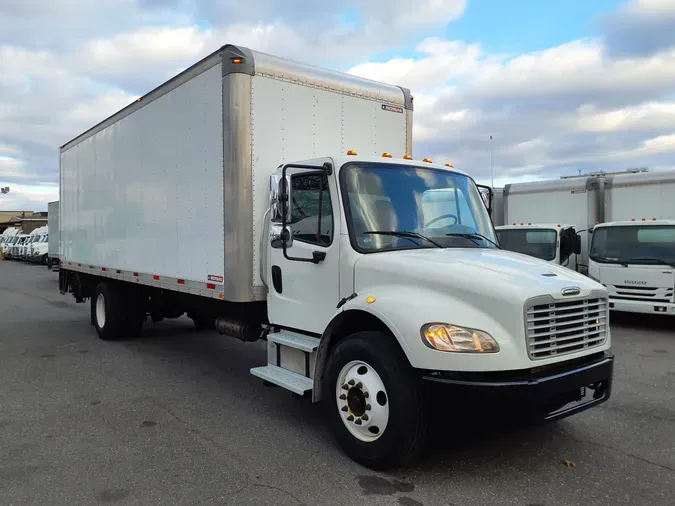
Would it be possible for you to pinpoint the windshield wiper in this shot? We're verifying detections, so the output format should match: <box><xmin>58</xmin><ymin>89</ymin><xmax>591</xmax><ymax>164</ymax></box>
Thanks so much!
<box><xmin>623</xmin><ymin>258</ymin><xmax>675</xmax><ymax>268</ymax></box>
<box><xmin>363</xmin><ymin>231</ymin><xmax>443</xmax><ymax>248</ymax></box>
<box><xmin>445</xmin><ymin>233</ymin><xmax>501</xmax><ymax>249</ymax></box>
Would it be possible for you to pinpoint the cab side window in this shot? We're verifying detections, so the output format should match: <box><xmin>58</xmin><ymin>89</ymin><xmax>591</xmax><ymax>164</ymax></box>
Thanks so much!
<box><xmin>290</xmin><ymin>173</ymin><xmax>333</xmax><ymax>246</ymax></box>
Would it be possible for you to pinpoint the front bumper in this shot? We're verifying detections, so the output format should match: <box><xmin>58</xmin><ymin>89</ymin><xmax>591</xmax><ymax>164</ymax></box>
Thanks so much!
<box><xmin>422</xmin><ymin>351</ymin><xmax>614</xmax><ymax>423</ymax></box>
<box><xmin>610</xmin><ymin>299</ymin><xmax>675</xmax><ymax>315</ymax></box>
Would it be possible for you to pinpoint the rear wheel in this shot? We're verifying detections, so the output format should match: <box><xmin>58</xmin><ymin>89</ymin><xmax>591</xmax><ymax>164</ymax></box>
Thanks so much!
<box><xmin>91</xmin><ymin>282</ymin><xmax>143</xmax><ymax>340</ymax></box>
<box><xmin>322</xmin><ymin>331</ymin><xmax>428</xmax><ymax>470</ymax></box>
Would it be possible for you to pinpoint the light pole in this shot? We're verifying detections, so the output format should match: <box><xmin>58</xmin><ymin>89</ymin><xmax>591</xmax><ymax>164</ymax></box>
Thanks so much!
<box><xmin>489</xmin><ymin>135</ymin><xmax>493</xmax><ymax>188</ymax></box>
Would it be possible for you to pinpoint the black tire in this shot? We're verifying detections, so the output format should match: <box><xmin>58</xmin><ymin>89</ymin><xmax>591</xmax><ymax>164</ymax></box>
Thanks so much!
<box><xmin>322</xmin><ymin>331</ymin><xmax>428</xmax><ymax>470</ymax></box>
<box><xmin>47</xmin><ymin>257</ymin><xmax>52</xmax><ymax>269</ymax></box>
<box><xmin>42</xmin><ymin>254</ymin><xmax>48</xmax><ymax>265</ymax></box>
<box><xmin>92</xmin><ymin>282</ymin><xmax>130</xmax><ymax>340</ymax></box>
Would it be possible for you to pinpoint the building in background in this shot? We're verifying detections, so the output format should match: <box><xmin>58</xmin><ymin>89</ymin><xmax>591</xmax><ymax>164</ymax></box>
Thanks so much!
<box><xmin>0</xmin><ymin>211</ymin><xmax>49</xmax><ymax>234</ymax></box>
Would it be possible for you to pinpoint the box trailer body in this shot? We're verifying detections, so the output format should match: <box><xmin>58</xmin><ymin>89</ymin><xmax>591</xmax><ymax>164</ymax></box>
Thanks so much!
<box><xmin>58</xmin><ymin>45</ymin><xmax>613</xmax><ymax>470</ymax></box>
<box><xmin>59</xmin><ymin>46</ymin><xmax>411</xmax><ymax>303</ymax></box>
<box><xmin>501</xmin><ymin>177</ymin><xmax>606</xmax><ymax>273</ymax></box>
<box><xmin>48</xmin><ymin>201</ymin><xmax>60</xmax><ymax>270</ymax></box>
<box><xmin>589</xmin><ymin>170</ymin><xmax>675</xmax><ymax>315</ymax></box>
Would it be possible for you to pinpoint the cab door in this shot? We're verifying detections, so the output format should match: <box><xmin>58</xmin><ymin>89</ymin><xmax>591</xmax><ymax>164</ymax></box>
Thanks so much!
<box><xmin>266</xmin><ymin>164</ymin><xmax>341</xmax><ymax>334</ymax></box>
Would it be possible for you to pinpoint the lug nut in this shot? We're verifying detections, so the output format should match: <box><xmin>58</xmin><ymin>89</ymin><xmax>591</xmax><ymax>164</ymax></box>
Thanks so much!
<box><xmin>348</xmin><ymin>379</ymin><xmax>355</xmax><ymax>386</ymax></box>
<box><xmin>347</xmin><ymin>415</ymin><xmax>354</xmax><ymax>421</ymax></box>
<box><xmin>339</xmin><ymin>394</ymin><xmax>346</xmax><ymax>400</ymax></box>
<box><xmin>361</xmin><ymin>414</ymin><xmax>369</xmax><ymax>421</ymax></box>
<box><xmin>365</xmin><ymin>404</ymin><xmax>371</xmax><ymax>411</ymax></box>
<box><xmin>355</xmin><ymin>382</ymin><xmax>363</xmax><ymax>389</ymax></box>
<box><xmin>364</xmin><ymin>391</ymin><xmax>369</xmax><ymax>398</ymax></box>
<box><xmin>341</xmin><ymin>384</ymin><xmax>349</xmax><ymax>390</ymax></box>
<box><xmin>341</xmin><ymin>406</ymin><xmax>348</xmax><ymax>412</ymax></box>
<box><xmin>355</xmin><ymin>419</ymin><xmax>363</xmax><ymax>425</ymax></box>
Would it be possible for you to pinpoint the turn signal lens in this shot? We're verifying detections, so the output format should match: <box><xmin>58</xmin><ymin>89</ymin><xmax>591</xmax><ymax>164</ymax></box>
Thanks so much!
<box><xmin>420</xmin><ymin>323</ymin><xmax>499</xmax><ymax>353</ymax></box>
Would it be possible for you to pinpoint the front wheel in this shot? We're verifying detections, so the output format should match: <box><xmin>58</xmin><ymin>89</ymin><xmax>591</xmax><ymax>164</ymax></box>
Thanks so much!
<box><xmin>322</xmin><ymin>331</ymin><xmax>428</xmax><ymax>470</ymax></box>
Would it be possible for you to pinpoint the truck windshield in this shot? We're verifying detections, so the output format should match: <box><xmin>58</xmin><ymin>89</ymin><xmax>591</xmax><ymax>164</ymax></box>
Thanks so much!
<box><xmin>495</xmin><ymin>229</ymin><xmax>557</xmax><ymax>261</ymax></box>
<box><xmin>590</xmin><ymin>225</ymin><xmax>675</xmax><ymax>265</ymax></box>
<box><xmin>341</xmin><ymin>163</ymin><xmax>497</xmax><ymax>252</ymax></box>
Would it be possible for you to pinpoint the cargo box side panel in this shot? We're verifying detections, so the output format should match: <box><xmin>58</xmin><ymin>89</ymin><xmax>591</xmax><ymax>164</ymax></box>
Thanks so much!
<box><xmin>60</xmin><ymin>63</ymin><xmax>224</xmax><ymax>283</ymax></box>
<box><xmin>48</xmin><ymin>201</ymin><xmax>60</xmax><ymax>257</ymax></box>
<box><xmin>249</xmin><ymin>74</ymin><xmax>407</xmax><ymax>291</ymax></box>
<box><xmin>606</xmin><ymin>172</ymin><xmax>675</xmax><ymax>221</ymax></box>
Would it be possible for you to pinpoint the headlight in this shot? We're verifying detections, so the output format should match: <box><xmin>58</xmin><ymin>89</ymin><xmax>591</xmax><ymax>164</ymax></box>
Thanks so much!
<box><xmin>420</xmin><ymin>323</ymin><xmax>499</xmax><ymax>353</ymax></box>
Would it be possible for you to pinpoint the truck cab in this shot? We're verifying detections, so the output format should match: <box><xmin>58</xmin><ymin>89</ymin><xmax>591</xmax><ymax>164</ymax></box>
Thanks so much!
<box><xmin>589</xmin><ymin>219</ymin><xmax>675</xmax><ymax>315</ymax></box>
<box><xmin>254</xmin><ymin>153</ymin><xmax>613</xmax><ymax>467</ymax></box>
<box><xmin>29</xmin><ymin>227</ymin><xmax>49</xmax><ymax>264</ymax></box>
<box><xmin>495</xmin><ymin>223</ymin><xmax>582</xmax><ymax>270</ymax></box>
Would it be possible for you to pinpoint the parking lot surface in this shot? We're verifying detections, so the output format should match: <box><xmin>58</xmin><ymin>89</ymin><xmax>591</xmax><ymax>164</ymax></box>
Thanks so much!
<box><xmin>1</xmin><ymin>260</ymin><xmax>674</xmax><ymax>505</ymax></box>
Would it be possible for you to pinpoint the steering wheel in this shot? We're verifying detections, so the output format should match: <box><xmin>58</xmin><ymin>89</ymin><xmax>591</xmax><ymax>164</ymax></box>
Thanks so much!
<box><xmin>425</xmin><ymin>213</ymin><xmax>458</xmax><ymax>228</ymax></box>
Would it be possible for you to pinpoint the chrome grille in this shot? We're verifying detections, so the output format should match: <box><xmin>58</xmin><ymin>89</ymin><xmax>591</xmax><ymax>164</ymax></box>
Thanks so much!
<box><xmin>526</xmin><ymin>297</ymin><xmax>608</xmax><ymax>360</ymax></box>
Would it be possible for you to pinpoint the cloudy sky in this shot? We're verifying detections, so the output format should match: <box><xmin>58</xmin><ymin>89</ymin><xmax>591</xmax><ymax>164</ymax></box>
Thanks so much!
<box><xmin>2</xmin><ymin>0</ymin><xmax>675</xmax><ymax>211</ymax></box>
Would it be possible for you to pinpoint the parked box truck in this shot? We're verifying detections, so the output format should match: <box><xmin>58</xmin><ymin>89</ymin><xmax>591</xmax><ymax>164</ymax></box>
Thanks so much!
<box><xmin>58</xmin><ymin>45</ymin><xmax>614</xmax><ymax>469</ymax></box>
<box><xmin>48</xmin><ymin>201</ymin><xmax>60</xmax><ymax>270</ymax></box>
<box><xmin>589</xmin><ymin>170</ymin><xmax>675</xmax><ymax>315</ymax></box>
<box><xmin>497</xmin><ymin>176</ymin><xmax>607</xmax><ymax>273</ymax></box>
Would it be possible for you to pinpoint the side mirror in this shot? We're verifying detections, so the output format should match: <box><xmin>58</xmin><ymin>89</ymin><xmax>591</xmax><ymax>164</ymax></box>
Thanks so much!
<box><xmin>270</xmin><ymin>224</ymin><xmax>292</xmax><ymax>249</ymax></box>
<box><xmin>574</xmin><ymin>234</ymin><xmax>582</xmax><ymax>255</ymax></box>
<box><xmin>269</xmin><ymin>173</ymin><xmax>292</xmax><ymax>223</ymax></box>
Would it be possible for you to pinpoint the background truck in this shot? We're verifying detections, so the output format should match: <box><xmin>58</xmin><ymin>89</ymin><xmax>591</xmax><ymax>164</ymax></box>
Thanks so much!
<box><xmin>48</xmin><ymin>201</ymin><xmax>60</xmax><ymax>270</ymax></box>
<box><xmin>589</xmin><ymin>170</ymin><xmax>675</xmax><ymax>315</ymax></box>
<box><xmin>58</xmin><ymin>44</ymin><xmax>614</xmax><ymax>469</ymax></box>
<box><xmin>497</xmin><ymin>176</ymin><xmax>607</xmax><ymax>274</ymax></box>
<box><xmin>495</xmin><ymin>223</ymin><xmax>581</xmax><ymax>269</ymax></box>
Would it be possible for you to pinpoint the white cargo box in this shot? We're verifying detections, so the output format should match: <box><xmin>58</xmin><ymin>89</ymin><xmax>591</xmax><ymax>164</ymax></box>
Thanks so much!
<box><xmin>48</xmin><ymin>200</ymin><xmax>60</xmax><ymax>258</ymax></box>
<box><xmin>60</xmin><ymin>45</ymin><xmax>413</xmax><ymax>303</ymax></box>
<box><xmin>605</xmin><ymin>170</ymin><xmax>675</xmax><ymax>221</ymax></box>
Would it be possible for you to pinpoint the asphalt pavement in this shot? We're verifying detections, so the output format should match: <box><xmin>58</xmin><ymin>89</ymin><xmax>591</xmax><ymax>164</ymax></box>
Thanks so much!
<box><xmin>0</xmin><ymin>260</ymin><xmax>673</xmax><ymax>505</ymax></box>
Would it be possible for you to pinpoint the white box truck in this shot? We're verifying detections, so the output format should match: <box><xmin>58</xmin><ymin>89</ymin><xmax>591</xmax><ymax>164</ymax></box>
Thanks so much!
<box><xmin>496</xmin><ymin>176</ymin><xmax>607</xmax><ymax>273</ymax></box>
<box><xmin>58</xmin><ymin>45</ymin><xmax>614</xmax><ymax>469</ymax></box>
<box><xmin>47</xmin><ymin>201</ymin><xmax>60</xmax><ymax>270</ymax></box>
<box><xmin>589</xmin><ymin>170</ymin><xmax>675</xmax><ymax>315</ymax></box>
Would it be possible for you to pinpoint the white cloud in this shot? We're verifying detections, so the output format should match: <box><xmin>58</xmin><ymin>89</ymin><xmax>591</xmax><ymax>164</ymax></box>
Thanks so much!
<box><xmin>1</xmin><ymin>0</ymin><xmax>675</xmax><ymax>211</ymax></box>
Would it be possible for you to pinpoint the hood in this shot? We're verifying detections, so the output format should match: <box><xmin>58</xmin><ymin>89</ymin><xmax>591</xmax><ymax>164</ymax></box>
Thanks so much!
<box><xmin>354</xmin><ymin>247</ymin><xmax>605</xmax><ymax>305</ymax></box>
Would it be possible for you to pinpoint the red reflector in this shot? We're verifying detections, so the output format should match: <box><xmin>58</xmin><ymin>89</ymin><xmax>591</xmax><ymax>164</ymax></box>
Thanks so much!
<box><xmin>133</xmin><ymin>272</ymin><xmax>139</xmax><ymax>277</ymax></box>
<box><xmin>153</xmin><ymin>275</ymin><xmax>160</xmax><ymax>280</ymax></box>
<box><xmin>207</xmin><ymin>283</ymin><xmax>216</xmax><ymax>289</ymax></box>
<box><xmin>116</xmin><ymin>270</ymin><xmax>121</xmax><ymax>274</ymax></box>
<box><xmin>102</xmin><ymin>268</ymin><xmax>107</xmax><ymax>271</ymax></box>
<box><xmin>177</xmin><ymin>279</ymin><xmax>185</xmax><ymax>285</ymax></box>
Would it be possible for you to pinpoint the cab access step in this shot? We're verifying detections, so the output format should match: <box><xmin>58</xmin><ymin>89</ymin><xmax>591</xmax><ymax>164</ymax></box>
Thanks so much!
<box><xmin>250</xmin><ymin>329</ymin><xmax>320</xmax><ymax>395</ymax></box>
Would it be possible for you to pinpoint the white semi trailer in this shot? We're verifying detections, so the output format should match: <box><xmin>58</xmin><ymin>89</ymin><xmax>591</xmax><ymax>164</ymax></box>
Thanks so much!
<box><xmin>58</xmin><ymin>45</ymin><xmax>614</xmax><ymax>469</ymax></box>
<box><xmin>589</xmin><ymin>170</ymin><xmax>675</xmax><ymax>316</ymax></box>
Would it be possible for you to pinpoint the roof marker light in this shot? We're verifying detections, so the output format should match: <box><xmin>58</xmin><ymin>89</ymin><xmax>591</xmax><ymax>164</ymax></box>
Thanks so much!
<box><xmin>445</xmin><ymin>163</ymin><xmax>454</xmax><ymax>168</ymax></box>
<box><xmin>347</xmin><ymin>150</ymin><xmax>357</xmax><ymax>156</ymax></box>
<box><xmin>231</xmin><ymin>57</ymin><xmax>244</xmax><ymax>64</ymax></box>
<box><xmin>382</xmin><ymin>152</ymin><xmax>392</xmax><ymax>158</ymax></box>
<box><xmin>422</xmin><ymin>158</ymin><xmax>433</xmax><ymax>163</ymax></box>
<box><xmin>403</xmin><ymin>154</ymin><xmax>413</xmax><ymax>160</ymax></box>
